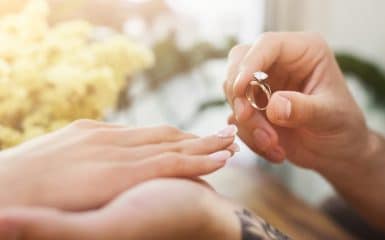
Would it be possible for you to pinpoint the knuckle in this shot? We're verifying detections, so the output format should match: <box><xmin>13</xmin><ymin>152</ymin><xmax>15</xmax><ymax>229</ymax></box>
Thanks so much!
<box><xmin>227</xmin><ymin>114</ymin><xmax>236</xmax><ymax>124</ymax></box>
<box><xmin>162</xmin><ymin>142</ymin><xmax>183</xmax><ymax>153</ymax></box>
<box><xmin>228</xmin><ymin>44</ymin><xmax>252</xmax><ymax>72</ymax></box>
<box><xmin>70</xmin><ymin>119</ymin><xmax>99</xmax><ymax>129</ymax></box>
<box><xmin>258</xmin><ymin>32</ymin><xmax>276</xmax><ymax>42</ymax></box>
<box><xmin>159</xmin><ymin>125</ymin><xmax>181</xmax><ymax>135</ymax></box>
<box><xmin>106</xmin><ymin>147</ymin><xmax>129</xmax><ymax>161</ymax></box>
<box><xmin>84</xmin><ymin>128</ymin><xmax>113</xmax><ymax>143</ymax></box>
<box><xmin>307</xmin><ymin>32</ymin><xmax>323</xmax><ymax>40</ymax></box>
<box><xmin>257</xmin><ymin>32</ymin><xmax>286</xmax><ymax>49</ymax></box>
<box><xmin>160</xmin><ymin>152</ymin><xmax>183</xmax><ymax>162</ymax></box>
<box><xmin>157</xmin><ymin>152</ymin><xmax>187</xmax><ymax>174</ymax></box>
<box><xmin>101</xmin><ymin>163</ymin><xmax>129</xmax><ymax>180</ymax></box>
<box><xmin>206</xmin><ymin>136</ymin><xmax>228</xmax><ymax>150</ymax></box>
<box><xmin>215</xmin><ymin>137</ymin><xmax>231</xmax><ymax>148</ymax></box>
<box><xmin>228</xmin><ymin>44</ymin><xmax>250</xmax><ymax>59</ymax></box>
<box><xmin>307</xmin><ymin>32</ymin><xmax>329</xmax><ymax>48</ymax></box>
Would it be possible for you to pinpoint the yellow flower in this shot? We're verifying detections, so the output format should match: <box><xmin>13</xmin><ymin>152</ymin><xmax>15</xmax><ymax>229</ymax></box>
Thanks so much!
<box><xmin>0</xmin><ymin>0</ymin><xmax>154</xmax><ymax>149</ymax></box>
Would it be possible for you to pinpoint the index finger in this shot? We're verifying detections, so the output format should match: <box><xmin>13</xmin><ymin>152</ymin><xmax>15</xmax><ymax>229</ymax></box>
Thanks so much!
<box><xmin>224</xmin><ymin>44</ymin><xmax>251</xmax><ymax>105</ymax></box>
<box><xmin>232</xmin><ymin>32</ymin><xmax>322</xmax><ymax>98</ymax></box>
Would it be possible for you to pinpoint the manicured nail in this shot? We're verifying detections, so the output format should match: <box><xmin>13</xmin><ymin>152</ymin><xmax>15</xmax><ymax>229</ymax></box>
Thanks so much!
<box><xmin>275</xmin><ymin>95</ymin><xmax>291</xmax><ymax>120</ymax></box>
<box><xmin>267</xmin><ymin>147</ymin><xmax>285</xmax><ymax>162</ymax></box>
<box><xmin>233</xmin><ymin>98</ymin><xmax>244</xmax><ymax>121</ymax></box>
<box><xmin>209</xmin><ymin>150</ymin><xmax>232</xmax><ymax>162</ymax></box>
<box><xmin>253</xmin><ymin>128</ymin><xmax>271</xmax><ymax>151</ymax></box>
<box><xmin>228</xmin><ymin>143</ymin><xmax>240</xmax><ymax>153</ymax></box>
<box><xmin>216</xmin><ymin>125</ymin><xmax>238</xmax><ymax>138</ymax></box>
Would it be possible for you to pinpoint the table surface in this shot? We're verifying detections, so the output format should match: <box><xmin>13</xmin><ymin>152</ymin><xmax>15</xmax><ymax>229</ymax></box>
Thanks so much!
<box><xmin>205</xmin><ymin>166</ymin><xmax>355</xmax><ymax>240</ymax></box>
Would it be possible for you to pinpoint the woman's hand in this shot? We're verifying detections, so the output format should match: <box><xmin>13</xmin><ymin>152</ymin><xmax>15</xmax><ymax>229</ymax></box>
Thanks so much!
<box><xmin>224</xmin><ymin>32</ymin><xmax>385</xmax><ymax>229</ymax></box>
<box><xmin>0</xmin><ymin>179</ymin><xmax>289</xmax><ymax>240</ymax></box>
<box><xmin>0</xmin><ymin>120</ymin><xmax>238</xmax><ymax>211</ymax></box>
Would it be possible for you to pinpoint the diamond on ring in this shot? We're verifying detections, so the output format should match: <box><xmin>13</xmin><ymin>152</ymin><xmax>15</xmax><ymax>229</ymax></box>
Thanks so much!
<box><xmin>246</xmin><ymin>71</ymin><xmax>272</xmax><ymax>111</ymax></box>
<box><xmin>253</xmin><ymin>71</ymin><xmax>268</xmax><ymax>81</ymax></box>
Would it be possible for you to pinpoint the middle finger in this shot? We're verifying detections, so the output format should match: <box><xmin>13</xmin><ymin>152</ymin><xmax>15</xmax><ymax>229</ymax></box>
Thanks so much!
<box><xmin>112</xmin><ymin>126</ymin><xmax>238</xmax><ymax>161</ymax></box>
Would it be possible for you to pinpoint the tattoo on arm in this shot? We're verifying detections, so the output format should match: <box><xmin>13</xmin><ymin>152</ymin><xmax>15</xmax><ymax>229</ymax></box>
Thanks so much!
<box><xmin>236</xmin><ymin>209</ymin><xmax>291</xmax><ymax>240</ymax></box>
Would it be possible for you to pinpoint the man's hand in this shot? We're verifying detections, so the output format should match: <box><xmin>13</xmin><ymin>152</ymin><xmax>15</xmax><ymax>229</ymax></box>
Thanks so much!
<box><xmin>224</xmin><ymin>32</ymin><xmax>369</xmax><ymax>169</ymax></box>
<box><xmin>0</xmin><ymin>120</ymin><xmax>238</xmax><ymax>211</ymax></box>
<box><xmin>224</xmin><ymin>32</ymin><xmax>385</xmax><ymax>229</ymax></box>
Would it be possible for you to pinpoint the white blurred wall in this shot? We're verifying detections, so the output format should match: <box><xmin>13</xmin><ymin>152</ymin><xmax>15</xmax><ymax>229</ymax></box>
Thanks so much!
<box><xmin>268</xmin><ymin>0</ymin><xmax>385</xmax><ymax>70</ymax></box>
<box><xmin>311</xmin><ymin>1</ymin><xmax>385</xmax><ymax>68</ymax></box>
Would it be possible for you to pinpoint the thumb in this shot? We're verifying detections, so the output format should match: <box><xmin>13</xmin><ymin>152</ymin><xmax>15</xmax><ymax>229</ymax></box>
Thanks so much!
<box><xmin>0</xmin><ymin>207</ymin><xmax>98</xmax><ymax>240</ymax></box>
<box><xmin>266</xmin><ymin>91</ymin><xmax>334</xmax><ymax>130</ymax></box>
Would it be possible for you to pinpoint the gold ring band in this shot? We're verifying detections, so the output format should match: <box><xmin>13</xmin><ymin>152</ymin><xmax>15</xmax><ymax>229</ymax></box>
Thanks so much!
<box><xmin>246</xmin><ymin>72</ymin><xmax>272</xmax><ymax>111</ymax></box>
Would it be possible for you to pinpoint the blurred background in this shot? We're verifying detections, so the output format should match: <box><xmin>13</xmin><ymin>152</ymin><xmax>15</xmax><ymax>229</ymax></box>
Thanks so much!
<box><xmin>0</xmin><ymin>0</ymin><xmax>384</xmax><ymax>206</ymax></box>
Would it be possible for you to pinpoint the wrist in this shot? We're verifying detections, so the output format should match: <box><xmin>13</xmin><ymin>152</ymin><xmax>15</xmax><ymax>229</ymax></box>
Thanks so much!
<box><xmin>318</xmin><ymin>130</ymin><xmax>385</xmax><ymax>229</ymax></box>
<box><xmin>205</xmin><ymin>198</ymin><xmax>241</xmax><ymax>240</ymax></box>
<box><xmin>0</xmin><ymin>153</ymin><xmax>12</xmax><ymax>208</ymax></box>
<box><xmin>320</xmin><ymin>130</ymin><xmax>384</xmax><ymax>181</ymax></box>
<box><xmin>0</xmin><ymin>152</ymin><xmax>30</xmax><ymax>209</ymax></box>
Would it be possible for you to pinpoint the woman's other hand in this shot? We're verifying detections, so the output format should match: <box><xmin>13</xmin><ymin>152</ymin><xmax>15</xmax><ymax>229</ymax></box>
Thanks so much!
<box><xmin>0</xmin><ymin>179</ymin><xmax>288</xmax><ymax>240</ymax></box>
<box><xmin>0</xmin><ymin>120</ymin><xmax>237</xmax><ymax>211</ymax></box>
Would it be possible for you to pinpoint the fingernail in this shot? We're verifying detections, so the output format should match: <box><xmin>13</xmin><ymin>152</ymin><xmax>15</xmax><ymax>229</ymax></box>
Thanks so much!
<box><xmin>275</xmin><ymin>95</ymin><xmax>291</xmax><ymax>120</ymax></box>
<box><xmin>216</xmin><ymin>125</ymin><xmax>238</xmax><ymax>138</ymax></box>
<box><xmin>267</xmin><ymin>147</ymin><xmax>285</xmax><ymax>162</ymax></box>
<box><xmin>253</xmin><ymin>128</ymin><xmax>271</xmax><ymax>151</ymax></box>
<box><xmin>233</xmin><ymin>98</ymin><xmax>244</xmax><ymax>121</ymax></box>
<box><xmin>228</xmin><ymin>143</ymin><xmax>240</xmax><ymax>153</ymax></box>
<box><xmin>209</xmin><ymin>150</ymin><xmax>232</xmax><ymax>162</ymax></box>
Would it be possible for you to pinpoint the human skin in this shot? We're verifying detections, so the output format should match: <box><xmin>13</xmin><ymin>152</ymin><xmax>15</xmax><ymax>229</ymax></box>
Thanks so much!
<box><xmin>0</xmin><ymin>119</ymin><xmax>239</xmax><ymax>211</ymax></box>
<box><xmin>0</xmin><ymin>120</ymin><xmax>287</xmax><ymax>240</ymax></box>
<box><xmin>224</xmin><ymin>32</ymin><xmax>385</xmax><ymax>229</ymax></box>
<box><xmin>0</xmin><ymin>178</ymin><xmax>288</xmax><ymax>240</ymax></box>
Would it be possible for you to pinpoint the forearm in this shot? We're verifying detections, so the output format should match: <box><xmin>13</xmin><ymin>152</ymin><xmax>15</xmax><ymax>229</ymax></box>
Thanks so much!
<box><xmin>0</xmin><ymin>152</ymin><xmax>13</xmax><ymax>208</ymax></box>
<box><xmin>0</xmin><ymin>151</ymin><xmax>30</xmax><ymax>209</ymax></box>
<box><xmin>320</xmin><ymin>130</ymin><xmax>385</xmax><ymax>230</ymax></box>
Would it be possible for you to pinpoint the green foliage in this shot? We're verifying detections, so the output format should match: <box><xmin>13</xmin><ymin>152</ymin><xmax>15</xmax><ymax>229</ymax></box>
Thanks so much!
<box><xmin>336</xmin><ymin>53</ymin><xmax>385</xmax><ymax>107</ymax></box>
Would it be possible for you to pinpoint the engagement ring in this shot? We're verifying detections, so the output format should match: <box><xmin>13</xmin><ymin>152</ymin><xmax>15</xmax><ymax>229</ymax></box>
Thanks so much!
<box><xmin>246</xmin><ymin>71</ymin><xmax>272</xmax><ymax>111</ymax></box>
